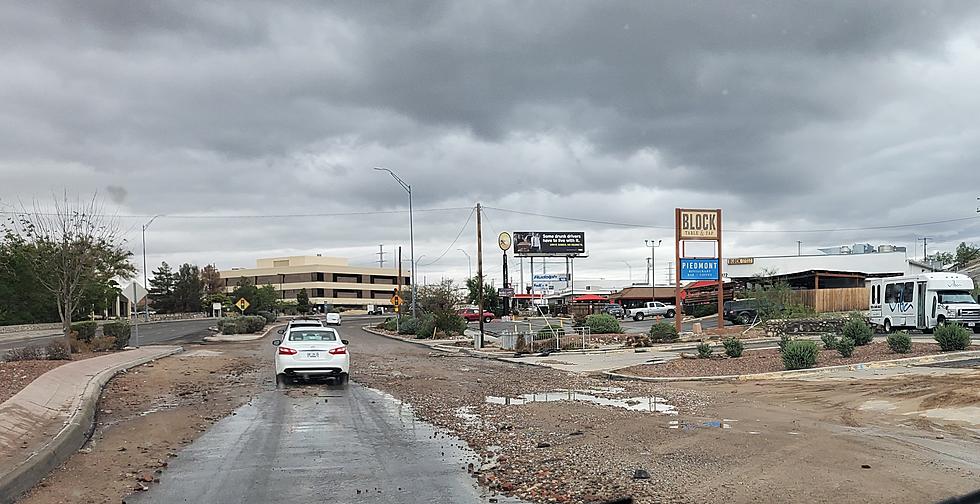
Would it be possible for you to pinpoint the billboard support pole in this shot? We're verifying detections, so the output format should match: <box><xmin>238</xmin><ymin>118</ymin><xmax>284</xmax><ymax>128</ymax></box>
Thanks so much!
<box><xmin>674</xmin><ymin>209</ymin><xmax>682</xmax><ymax>333</ymax></box>
<box><xmin>717</xmin><ymin>209</ymin><xmax>724</xmax><ymax>330</ymax></box>
<box><xmin>502</xmin><ymin>251</ymin><xmax>509</xmax><ymax>317</ymax></box>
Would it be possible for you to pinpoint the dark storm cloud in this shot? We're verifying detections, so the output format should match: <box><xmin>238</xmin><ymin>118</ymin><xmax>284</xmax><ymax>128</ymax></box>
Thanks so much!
<box><xmin>2</xmin><ymin>1</ymin><xmax>980</xmax><ymax>279</ymax></box>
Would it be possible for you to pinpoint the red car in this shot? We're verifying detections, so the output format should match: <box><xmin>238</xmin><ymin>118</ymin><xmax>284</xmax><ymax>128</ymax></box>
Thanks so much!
<box><xmin>458</xmin><ymin>308</ymin><xmax>494</xmax><ymax>323</ymax></box>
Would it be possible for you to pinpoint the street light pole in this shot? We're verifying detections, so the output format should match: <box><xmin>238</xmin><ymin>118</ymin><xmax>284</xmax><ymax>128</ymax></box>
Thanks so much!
<box><xmin>645</xmin><ymin>239</ymin><xmax>662</xmax><ymax>304</ymax></box>
<box><xmin>457</xmin><ymin>248</ymin><xmax>472</xmax><ymax>278</ymax></box>
<box><xmin>374</xmin><ymin>167</ymin><xmax>417</xmax><ymax>317</ymax></box>
<box><xmin>142</xmin><ymin>215</ymin><xmax>162</xmax><ymax>322</ymax></box>
<box><xmin>622</xmin><ymin>261</ymin><xmax>632</xmax><ymax>284</ymax></box>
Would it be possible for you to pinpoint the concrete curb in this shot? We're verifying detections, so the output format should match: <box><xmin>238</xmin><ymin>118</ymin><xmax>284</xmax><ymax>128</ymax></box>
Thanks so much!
<box><xmin>203</xmin><ymin>323</ymin><xmax>283</xmax><ymax>343</ymax></box>
<box><xmin>0</xmin><ymin>346</ymin><xmax>183</xmax><ymax>504</ymax></box>
<box><xmin>360</xmin><ymin>326</ymin><xmax>460</xmax><ymax>352</ymax></box>
<box><xmin>603</xmin><ymin>348</ymin><xmax>980</xmax><ymax>383</ymax></box>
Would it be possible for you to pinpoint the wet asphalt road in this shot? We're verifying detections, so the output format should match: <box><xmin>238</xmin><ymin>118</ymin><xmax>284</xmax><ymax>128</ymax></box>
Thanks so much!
<box><xmin>128</xmin><ymin>327</ymin><xmax>522</xmax><ymax>504</ymax></box>
<box><xmin>0</xmin><ymin>318</ymin><xmax>215</xmax><ymax>353</ymax></box>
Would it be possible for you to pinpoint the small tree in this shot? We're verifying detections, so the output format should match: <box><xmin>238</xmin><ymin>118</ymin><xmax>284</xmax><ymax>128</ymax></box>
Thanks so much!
<box><xmin>296</xmin><ymin>288</ymin><xmax>311</xmax><ymax>314</ymax></box>
<box><xmin>201</xmin><ymin>263</ymin><xmax>223</xmax><ymax>295</ymax></box>
<box><xmin>465</xmin><ymin>275</ymin><xmax>500</xmax><ymax>314</ymax></box>
<box><xmin>3</xmin><ymin>194</ymin><xmax>134</xmax><ymax>342</ymax></box>
<box><xmin>173</xmin><ymin>263</ymin><xmax>203</xmax><ymax>312</ymax></box>
<box><xmin>148</xmin><ymin>261</ymin><xmax>176</xmax><ymax>313</ymax></box>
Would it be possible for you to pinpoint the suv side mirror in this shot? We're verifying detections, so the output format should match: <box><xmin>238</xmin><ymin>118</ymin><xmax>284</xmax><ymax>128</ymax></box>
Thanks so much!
<box><xmin>272</xmin><ymin>339</ymin><xmax>281</xmax><ymax>346</ymax></box>
<box><xmin>342</xmin><ymin>339</ymin><xmax>349</xmax><ymax>345</ymax></box>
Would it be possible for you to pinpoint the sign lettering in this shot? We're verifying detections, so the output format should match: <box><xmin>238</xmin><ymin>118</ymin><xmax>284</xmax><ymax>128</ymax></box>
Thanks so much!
<box><xmin>678</xmin><ymin>210</ymin><xmax>719</xmax><ymax>240</ymax></box>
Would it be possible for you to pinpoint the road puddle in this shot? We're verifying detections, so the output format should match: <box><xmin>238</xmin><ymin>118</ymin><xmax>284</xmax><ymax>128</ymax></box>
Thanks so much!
<box><xmin>485</xmin><ymin>389</ymin><xmax>676</xmax><ymax>414</ymax></box>
<box><xmin>669</xmin><ymin>419</ymin><xmax>734</xmax><ymax>430</ymax></box>
<box><xmin>859</xmin><ymin>400</ymin><xmax>898</xmax><ymax>412</ymax></box>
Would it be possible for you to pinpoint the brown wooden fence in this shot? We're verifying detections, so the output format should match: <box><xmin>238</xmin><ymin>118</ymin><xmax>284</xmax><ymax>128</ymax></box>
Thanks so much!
<box><xmin>788</xmin><ymin>287</ymin><xmax>869</xmax><ymax>313</ymax></box>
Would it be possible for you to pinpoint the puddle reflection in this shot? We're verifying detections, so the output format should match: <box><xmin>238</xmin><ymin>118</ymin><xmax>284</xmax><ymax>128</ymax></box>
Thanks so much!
<box><xmin>485</xmin><ymin>389</ymin><xmax>676</xmax><ymax>414</ymax></box>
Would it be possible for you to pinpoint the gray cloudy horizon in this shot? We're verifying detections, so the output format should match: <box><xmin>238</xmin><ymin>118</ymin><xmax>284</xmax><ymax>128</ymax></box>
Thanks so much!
<box><xmin>2</xmin><ymin>1</ymin><xmax>980</xmax><ymax>285</ymax></box>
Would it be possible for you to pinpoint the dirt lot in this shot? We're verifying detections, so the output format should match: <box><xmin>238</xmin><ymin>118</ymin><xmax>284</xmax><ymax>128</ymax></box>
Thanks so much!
<box><xmin>352</xmin><ymin>329</ymin><xmax>980</xmax><ymax>504</ymax></box>
<box><xmin>621</xmin><ymin>342</ymin><xmax>953</xmax><ymax>378</ymax></box>
<box><xmin>0</xmin><ymin>353</ymin><xmax>102</xmax><ymax>404</ymax></box>
<box><xmin>19</xmin><ymin>342</ymin><xmax>269</xmax><ymax>504</ymax></box>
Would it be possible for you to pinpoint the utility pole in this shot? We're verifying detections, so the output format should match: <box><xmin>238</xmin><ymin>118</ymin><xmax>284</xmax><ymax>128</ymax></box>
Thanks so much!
<box><xmin>918</xmin><ymin>237</ymin><xmax>931</xmax><ymax>261</ymax></box>
<box><xmin>377</xmin><ymin>244</ymin><xmax>386</xmax><ymax>269</ymax></box>
<box><xmin>396</xmin><ymin>246</ymin><xmax>402</xmax><ymax>331</ymax></box>
<box><xmin>797</xmin><ymin>241</ymin><xmax>803</xmax><ymax>256</ymax></box>
<box><xmin>476</xmin><ymin>203</ymin><xmax>484</xmax><ymax>349</ymax></box>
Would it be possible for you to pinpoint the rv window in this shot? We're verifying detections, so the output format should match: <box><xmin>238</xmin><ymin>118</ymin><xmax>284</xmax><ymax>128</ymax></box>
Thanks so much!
<box><xmin>884</xmin><ymin>284</ymin><xmax>897</xmax><ymax>303</ymax></box>
<box><xmin>903</xmin><ymin>282</ymin><xmax>914</xmax><ymax>303</ymax></box>
<box><xmin>932</xmin><ymin>297</ymin><xmax>937</xmax><ymax>318</ymax></box>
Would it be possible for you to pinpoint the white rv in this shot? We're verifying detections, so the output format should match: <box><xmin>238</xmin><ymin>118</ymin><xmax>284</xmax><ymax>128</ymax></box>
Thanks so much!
<box><xmin>868</xmin><ymin>273</ymin><xmax>980</xmax><ymax>333</ymax></box>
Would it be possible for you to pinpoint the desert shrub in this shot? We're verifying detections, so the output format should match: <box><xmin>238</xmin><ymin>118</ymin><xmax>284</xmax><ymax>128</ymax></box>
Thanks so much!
<box><xmin>103</xmin><ymin>321</ymin><xmax>131</xmax><ymax>350</ymax></box>
<box><xmin>843</xmin><ymin>318</ymin><xmax>873</xmax><ymax>346</ymax></box>
<box><xmin>572</xmin><ymin>313</ymin><xmax>588</xmax><ymax>327</ymax></box>
<box><xmin>934</xmin><ymin>323</ymin><xmax>971</xmax><ymax>352</ymax></box>
<box><xmin>68</xmin><ymin>332</ymin><xmax>89</xmax><ymax>354</ymax></box>
<box><xmin>778</xmin><ymin>334</ymin><xmax>793</xmax><ymax>353</ymax></box>
<box><xmin>398</xmin><ymin>317</ymin><xmax>419</xmax><ymax>335</ymax></box>
<box><xmin>696</xmin><ymin>342</ymin><xmax>713</xmax><ymax>358</ymax></box>
<box><xmin>536</xmin><ymin>326</ymin><xmax>566</xmax><ymax>340</ymax></box>
<box><xmin>71</xmin><ymin>321</ymin><xmax>98</xmax><ymax>342</ymax></box>
<box><xmin>257</xmin><ymin>311</ymin><xmax>277</xmax><ymax>324</ymax></box>
<box><xmin>782</xmin><ymin>340</ymin><xmax>819</xmax><ymax>370</ymax></box>
<box><xmin>445</xmin><ymin>314</ymin><xmax>468</xmax><ymax>336</ymax></box>
<box><xmin>221</xmin><ymin>319</ymin><xmax>243</xmax><ymax>335</ymax></box>
<box><xmin>382</xmin><ymin>317</ymin><xmax>398</xmax><ymax>331</ymax></box>
<box><xmin>416</xmin><ymin>314</ymin><xmax>438</xmax><ymax>339</ymax></box>
<box><xmin>90</xmin><ymin>335</ymin><xmax>116</xmax><ymax>352</ymax></box>
<box><xmin>648</xmin><ymin>322</ymin><xmax>678</xmax><ymax>343</ymax></box>
<box><xmin>723</xmin><ymin>337</ymin><xmax>743</xmax><ymax>358</ymax></box>
<box><xmin>241</xmin><ymin>316</ymin><xmax>266</xmax><ymax>333</ymax></box>
<box><xmin>45</xmin><ymin>340</ymin><xmax>71</xmax><ymax>360</ymax></box>
<box><xmin>836</xmin><ymin>336</ymin><xmax>855</xmax><ymax>357</ymax></box>
<box><xmin>820</xmin><ymin>333</ymin><xmax>838</xmax><ymax>350</ymax></box>
<box><xmin>782</xmin><ymin>304</ymin><xmax>816</xmax><ymax>319</ymax></box>
<box><xmin>585</xmin><ymin>313</ymin><xmax>621</xmax><ymax>334</ymax></box>
<box><xmin>4</xmin><ymin>345</ymin><xmax>45</xmax><ymax>362</ymax></box>
<box><xmin>886</xmin><ymin>331</ymin><xmax>912</xmax><ymax>354</ymax></box>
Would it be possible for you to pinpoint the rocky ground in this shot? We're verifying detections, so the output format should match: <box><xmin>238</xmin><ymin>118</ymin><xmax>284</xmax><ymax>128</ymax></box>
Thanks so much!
<box><xmin>351</xmin><ymin>330</ymin><xmax>980</xmax><ymax>504</ymax></box>
<box><xmin>621</xmin><ymin>342</ymin><xmax>952</xmax><ymax>377</ymax></box>
<box><xmin>19</xmin><ymin>342</ymin><xmax>267</xmax><ymax>504</ymax></box>
<box><xmin>0</xmin><ymin>352</ymin><xmax>101</xmax><ymax>404</ymax></box>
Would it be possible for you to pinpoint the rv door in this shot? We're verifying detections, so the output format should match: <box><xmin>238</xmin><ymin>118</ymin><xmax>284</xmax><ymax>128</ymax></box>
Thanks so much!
<box><xmin>916</xmin><ymin>282</ymin><xmax>926</xmax><ymax>329</ymax></box>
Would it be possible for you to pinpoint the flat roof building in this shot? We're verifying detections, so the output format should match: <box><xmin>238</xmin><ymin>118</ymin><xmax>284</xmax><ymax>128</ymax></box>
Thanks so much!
<box><xmin>219</xmin><ymin>255</ymin><xmax>410</xmax><ymax>309</ymax></box>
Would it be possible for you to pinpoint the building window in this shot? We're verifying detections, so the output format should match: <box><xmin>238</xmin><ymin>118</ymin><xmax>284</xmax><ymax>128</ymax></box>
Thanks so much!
<box><xmin>315</xmin><ymin>289</ymin><xmax>324</xmax><ymax>297</ymax></box>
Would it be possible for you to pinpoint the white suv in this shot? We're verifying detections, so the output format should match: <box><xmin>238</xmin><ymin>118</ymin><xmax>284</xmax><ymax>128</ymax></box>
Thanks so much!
<box><xmin>273</xmin><ymin>326</ymin><xmax>349</xmax><ymax>387</ymax></box>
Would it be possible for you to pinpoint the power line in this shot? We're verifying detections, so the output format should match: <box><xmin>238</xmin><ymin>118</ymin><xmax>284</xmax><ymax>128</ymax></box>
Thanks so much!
<box><xmin>419</xmin><ymin>206</ymin><xmax>476</xmax><ymax>267</ymax></box>
<box><xmin>484</xmin><ymin>206</ymin><xmax>980</xmax><ymax>234</ymax></box>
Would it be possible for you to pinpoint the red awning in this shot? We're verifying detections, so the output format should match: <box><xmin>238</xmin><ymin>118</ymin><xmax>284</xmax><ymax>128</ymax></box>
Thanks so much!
<box><xmin>573</xmin><ymin>294</ymin><xmax>608</xmax><ymax>302</ymax></box>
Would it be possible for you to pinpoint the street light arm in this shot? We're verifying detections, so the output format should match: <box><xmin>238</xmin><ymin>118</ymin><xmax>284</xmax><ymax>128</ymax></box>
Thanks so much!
<box><xmin>374</xmin><ymin>167</ymin><xmax>410</xmax><ymax>193</ymax></box>
<box><xmin>143</xmin><ymin>214</ymin><xmax>163</xmax><ymax>230</ymax></box>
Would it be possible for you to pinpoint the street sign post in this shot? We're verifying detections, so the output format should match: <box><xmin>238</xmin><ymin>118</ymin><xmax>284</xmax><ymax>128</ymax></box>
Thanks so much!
<box><xmin>235</xmin><ymin>298</ymin><xmax>250</xmax><ymax>314</ymax></box>
<box><xmin>674</xmin><ymin>208</ymin><xmax>724</xmax><ymax>332</ymax></box>
<box><xmin>499</xmin><ymin>232</ymin><xmax>512</xmax><ymax>317</ymax></box>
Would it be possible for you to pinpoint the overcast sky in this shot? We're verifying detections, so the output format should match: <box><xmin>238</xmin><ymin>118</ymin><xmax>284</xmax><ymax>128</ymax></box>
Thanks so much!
<box><xmin>2</xmin><ymin>1</ymin><xmax>980</xmax><ymax>287</ymax></box>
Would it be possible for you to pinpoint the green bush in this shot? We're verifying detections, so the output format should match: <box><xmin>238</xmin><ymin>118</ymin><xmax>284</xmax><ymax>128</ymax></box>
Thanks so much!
<box><xmin>398</xmin><ymin>317</ymin><xmax>419</xmax><ymax>335</ymax></box>
<box><xmin>843</xmin><ymin>319</ymin><xmax>873</xmax><ymax>346</ymax></box>
<box><xmin>572</xmin><ymin>313</ymin><xmax>588</xmax><ymax>327</ymax></box>
<box><xmin>886</xmin><ymin>331</ymin><xmax>912</xmax><ymax>354</ymax></box>
<box><xmin>820</xmin><ymin>333</ymin><xmax>838</xmax><ymax>350</ymax></box>
<box><xmin>585</xmin><ymin>313</ymin><xmax>621</xmax><ymax>334</ymax></box>
<box><xmin>934</xmin><ymin>323</ymin><xmax>971</xmax><ymax>352</ymax></box>
<box><xmin>71</xmin><ymin>321</ymin><xmax>98</xmax><ymax>342</ymax></box>
<box><xmin>257</xmin><ymin>311</ymin><xmax>277</xmax><ymax>324</ymax></box>
<box><xmin>221</xmin><ymin>319</ymin><xmax>244</xmax><ymax>335</ymax></box>
<box><xmin>536</xmin><ymin>326</ymin><xmax>566</xmax><ymax>340</ymax></box>
<box><xmin>696</xmin><ymin>342</ymin><xmax>713</xmax><ymax>358</ymax></box>
<box><xmin>836</xmin><ymin>336</ymin><xmax>855</xmax><ymax>357</ymax></box>
<box><xmin>723</xmin><ymin>337</ymin><xmax>743</xmax><ymax>358</ymax></box>
<box><xmin>382</xmin><ymin>317</ymin><xmax>398</xmax><ymax>331</ymax></box>
<box><xmin>778</xmin><ymin>334</ymin><xmax>793</xmax><ymax>353</ymax></box>
<box><xmin>648</xmin><ymin>322</ymin><xmax>678</xmax><ymax>343</ymax></box>
<box><xmin>416</xmin><ymin>314</ymin><xmax>438</xmax><ymax>339</ymax></box>
<box><xmin>782</xmin><ymin>340</ymin><xmax>819</xmax><ymax>370</ymax></box>
<box><xmin>445</xmin><ymin>314</ymin><xmax>468</xmax><ymax>336</ymax></box>
<box><xmin>242</xmin><ymin>316</ymin><xmax>266</xmax><ymax>333</ymax></box>
<box><xmin>103</xmin><ymin>321</ymin><xmax>131</xmax><ymax>350</ymax></box>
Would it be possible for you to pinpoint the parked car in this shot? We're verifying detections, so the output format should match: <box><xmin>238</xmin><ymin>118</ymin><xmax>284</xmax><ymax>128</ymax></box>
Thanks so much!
<box><xmin>325</xmin><ymin>312</ymin><xmax>342</xmax><ymax>325</ymax></box>
<box><xmin>458</xmin><ymin>307</ymin><xmax>494</xmax><ymax>323</ymax></box>
<box><xmin>625</xmin><ymin>301</ymin><xmax>676</xmax><ymax>321</ymax></box>
<box><xmin>273</xmin><ymin>326</ymin><xmax>349</xmax><ymax>386</ymax></box>
<box><xmin>723</xmin><ymin>299</ymin><xmax>760</xmax><ymax>325</ymax></box>
<box><xmin>597</xmin><ymin>303</ymin><xmax>625</xmax><ymax>319</ymax></box>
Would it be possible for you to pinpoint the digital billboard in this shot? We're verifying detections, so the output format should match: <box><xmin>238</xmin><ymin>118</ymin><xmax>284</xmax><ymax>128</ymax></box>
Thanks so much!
<box><xmin>513</xmin><ymin>232</ymin><xmax>585</xmax><ymax>256</ymax></box>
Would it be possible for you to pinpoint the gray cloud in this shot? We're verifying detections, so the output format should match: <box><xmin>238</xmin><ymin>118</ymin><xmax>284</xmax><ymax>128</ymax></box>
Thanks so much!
<box><xmin>2</xmin><ymin>1</ymin><xmax>980</xmax><ymax>283</ymax></box>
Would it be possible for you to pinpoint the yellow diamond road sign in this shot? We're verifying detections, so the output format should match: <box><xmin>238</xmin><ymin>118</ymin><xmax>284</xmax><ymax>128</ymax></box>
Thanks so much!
<box><xmin>390</xmin><ymin>294</ymin><xmax>402</xmax><ymax>306</ymax></box>
<box><xmin>235</xmin><ymin>298</ymin><xmax>250</xmax><ymax>312</ymax></box>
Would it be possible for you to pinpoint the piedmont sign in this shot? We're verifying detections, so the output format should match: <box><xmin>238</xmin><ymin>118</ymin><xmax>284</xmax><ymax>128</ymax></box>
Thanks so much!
<box><xmin>680</xmin><ymin>258</ymin><xmax>720</xmax><ymax>280</ymax></box>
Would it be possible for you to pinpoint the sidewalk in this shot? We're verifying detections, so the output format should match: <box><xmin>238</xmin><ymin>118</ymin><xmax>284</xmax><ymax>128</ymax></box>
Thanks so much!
<box><xmin>0</xmin><ymin>346</ymin><xmax>182</xmax><ymax>503</ymax></box>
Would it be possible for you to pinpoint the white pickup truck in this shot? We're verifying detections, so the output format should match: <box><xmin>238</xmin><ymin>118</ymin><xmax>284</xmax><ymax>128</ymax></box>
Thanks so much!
<box><xmin>625</xmin><ymin>301</ymin><xmax>676</xmax><ymax>321</ymax></box>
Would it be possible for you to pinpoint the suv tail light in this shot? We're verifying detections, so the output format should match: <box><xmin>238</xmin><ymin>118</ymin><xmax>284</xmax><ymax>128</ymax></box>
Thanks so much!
<box><xmin>328</xmin><ymin>347</ymin><xmax>347</xmax><ymax>355</ymax></box>
<box><xmin>278</xmin><ymin>346</ymin><xmax>298</xmax><ymax>355</ymax></box>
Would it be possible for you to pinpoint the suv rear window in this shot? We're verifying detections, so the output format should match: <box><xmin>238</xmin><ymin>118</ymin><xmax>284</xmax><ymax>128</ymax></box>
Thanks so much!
<box><xmin>288</xmin><ymin>330</ymin><xmax>338</xmax><ymax>341</ymax></box>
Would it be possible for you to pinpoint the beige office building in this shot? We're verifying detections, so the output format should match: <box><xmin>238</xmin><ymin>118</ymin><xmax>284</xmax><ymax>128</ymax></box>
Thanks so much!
<box><xmin>220</xmin><ymin>256</ymin><xmax>410</xmax><ymax>309</ymax></box>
